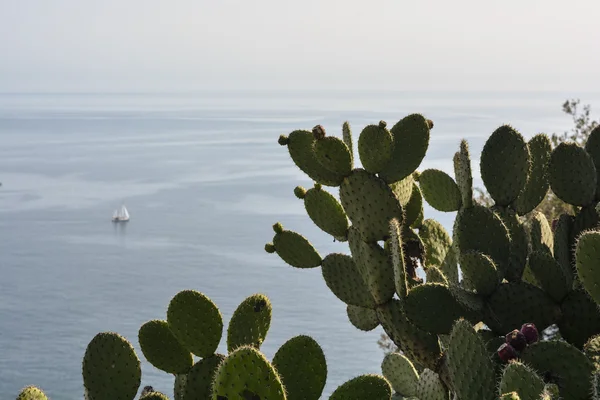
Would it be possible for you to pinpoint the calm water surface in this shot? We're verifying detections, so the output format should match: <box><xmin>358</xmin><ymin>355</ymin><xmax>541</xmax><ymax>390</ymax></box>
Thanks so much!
<box><xmin>0</xmin><ymin>91</ymin><xmax>598</xmax><ymax>398</ymax></box>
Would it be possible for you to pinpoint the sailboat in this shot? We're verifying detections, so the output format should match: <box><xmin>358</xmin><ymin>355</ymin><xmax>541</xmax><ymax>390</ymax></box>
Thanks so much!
<box><xmin>112</xmin><ymin>204</ymin><xmax>130</xmax><ymax>222</ymax></box>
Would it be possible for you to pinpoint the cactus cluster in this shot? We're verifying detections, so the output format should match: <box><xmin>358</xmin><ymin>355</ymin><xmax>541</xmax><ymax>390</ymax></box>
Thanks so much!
<box><xmin>16</xmin><ymin>290</ymin><xmax>394</xmax><ymax>400</ymax></box>
<box><xmin>267</xmin><ymin>117</ymin><xmax>600</xmax><ymax>399</ymax></box>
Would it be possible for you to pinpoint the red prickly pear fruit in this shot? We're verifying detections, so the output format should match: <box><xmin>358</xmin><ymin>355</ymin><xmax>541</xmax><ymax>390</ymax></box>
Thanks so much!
<box><xmin>505</xmin><ymin>329</ymin><xmax>527</xmax><ymax>352</ymax></box>
<box><xmin>520</xmin><ymin>323</ymin><xmax>539</xmax><ymax>344</ymax></box>
<box><xmin>497</xmin><ymin>343</ymin><xmax>518</xmax><ymax>362</ymax></box>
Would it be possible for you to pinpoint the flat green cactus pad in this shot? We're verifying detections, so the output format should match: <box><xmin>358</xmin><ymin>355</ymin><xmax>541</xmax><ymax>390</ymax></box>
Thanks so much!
<box><xmin>347</xmin><ymin>226</ymin><xmax>395</xmax><ymax>304</ymax></box>
<box><xmin>529</xmin><ymin>212</ymin><xmax>554</xmax><ymax>255</ymax></box>
<box><xmin>314</xmin><ymin>135</ymin><xmax>353</xmax><ymax>177</ymax></box>
<box><xmin>498</xmin><ymin>361</ymin><xmax>545</xmax><ymax>400</ymax></box>
<box><xmin>381</xmin><ymin>352</ymin><xmax>419</xmax><ymax>397</ymax></box>
<box><xmin>211</xmin><ymin>346</ymin><xmax>285</xmax><ymax>400</ymax></box>
<box><xmin>340</xmin><ymin>169</ymin><xmax>404</xmax><ymax>242</ymax></box>
<box><xmin>480</xmin><ymin>125</ymin><xmax>530</xmax><ymax>206</ymax></box>
<box><xmin>419</xmin><ymin>219</ymin><xmax>455</xmax><ymax>278</ymax></box>
<box><xmin>404</xmin><ymin>283</ymin><xmax>467</xmax><ymax>334</ymax></box>
<box><xmin>514</xmin><ymin>134</ymin><xmax>552</xmax><ymax>215</ymax></box>
<box><xmin>520</xmin><ymin>340</ymin><xmax>594</xmax><ymax>400</ymax></box>
<box><xmin>559</xmin><ymin>289</ymin><xmax>600</xmax><ymax>349</ymax></box>
<box><xmin>459</xmin><ymin>251</ymin><xmax>498</xmax><ymax>296</ymax></box>
<box><xmin>549</xmin><ymin>142</ymin><xmax>597</xmax><ymax>206</ymax></box>
<box><xmin>376</xmin><ymin>300</ymin><xmax>442</xmax><ymax>370</ymax></box>
<box><xmin>453</xmin><ymin>139</ymin><xmax>474</xmax><ymax>208</ymax></box>
<box><xmin>389</xmin><ymin>174</ymin><xmax>415</xmax><ymax>206</ymax></box>
<box><xmin>342</xmin><ymin>121</ymin><xmax>354</xmax><ymax>165</ymax></box>
<box><xmin>269</xmin><ymin>224</ymin><xmax>322</xmax><ymax>268</ymax></box>
<box><xmin>585</xmin><ymin>126</ymin><xmax>600</xmax><ymax>199</ymax></box>
<box><xmin>486</xmin><ymin>282</ymin><xmax>560</xmax><ymax>335</ymax></box>
<box><xmin>16</xmin><ymin>386</ymin><xmax>48</xmax><ymax>400</ymax></box>
<box><xmin>183</xmin><ymin>354</ymin><xmax>225</xmax><ymax>400</ymax></box>
<box><xmin>227</xmin><ymin>294</ymin><xmax>272</xmax><ymax>352</ymax></box>
<box><xmin>418</xmin><ymin>168</ymin><xmax>462</xmax><ymax>212</ymax></box>
<box><xmin>575</xmin><ymin>230</ymin><xmax>600</xmax><ymax>306</ymax></box>
<box><xmin>425</xmin><ymin>266</ymin><xmax>448</xmax><ymax>284</ymax></box>
<box><xmin>493</xmin><ymin>207</ymin><xmax>528</xmax><ymax>282</ymax></box>
<box><xmin>167</xmin><ymin>290</ymin><xmax>223</xmax><ymax>358</ymax></box>
<box><xmin>527</xmin><ymin>251</ymin><xmax>569</xmax><ymax>303</ymax></box>
<box><xmin>389</xmin><ymin>219</ymin><xmax>408</xmax><ymax>300</ymax></box>
<box><xmin>140</xmin><ymin>392</ymin><xmax>169</xmax><ymax>400</ymax></box>
<box><xmin>378</xmin><ymin>113</ymin><xmax>431</xmax><ymax>184</ymax></box>
<box><xmin>272</xmin><ymin>335</ymin><xmax>327</xmax><ymax>400</ymax></box>
<box><xmin>82</xmin><ymin>332</ymin><xmax>141</xmax><ymax>400</ymax></box>
<box><xmin>321</xmin><ymin>253</ymin><xmax>376</xmax><ymax>308</ymax></box>
<box><xmin>174</xmin><ymin>374</ymin><xmax>186</xmax><ymax>400</ymax></box>
<box><xmin>346</xmin><ymin>304</ymin><xmax>379</xmax><ymax>331</ymax></box>
<box><xmin>405</xmin><ymin>183</ymin><xmax>424</xmax><ymax>228</ymax></box>
<box><xmin>301</xmin><ymin>184</ymin><xmax>348</xmax><ymax>239</ymax></box>
<box><xmin>447</xmin><ymin>319</ymin><xmax>496</xmax><ymax>400</ymax></box>
<box><xmin>553</xmin><ymin>214</ymin><xmax>574</xmax><ymax>287</ymax></box>
<box><xmin>358</xmin><ymin>123</ymin><xmax>393</xmax><ymax>174</ymax></box>
<box><xmin>454</xmin><ymin>205</ymin><xmax>510</xmax><ymax>276</ymax></box>
<box><xmin>138</xmin><ymin>319</ymin><xmax>193</xmax><ymax>374</ymax></box>
<box><xmin>282</xmin><ymin>130</ymin><xmax>344</xmax><ymax>186</ymax></box>
<box><xmin>415</xmin><ymin>369</ymin><xmax>448</xmax><ymax>400</ymax></box>
<box><xmin>329</xmin><ymin>374</ymin><xmax>392</xmax><ymax>400</ymax></box>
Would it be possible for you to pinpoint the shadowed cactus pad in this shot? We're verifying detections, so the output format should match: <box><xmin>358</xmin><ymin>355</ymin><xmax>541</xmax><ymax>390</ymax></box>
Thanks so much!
<box><xmin>381</xmin><ymin>352</ymin><xmax>419</xmax><ymax>397</ymax></box>
<box><xmin>313</xmin><ymin>135</ymin><xmax>353</xmax><ymax>177</ymax></box>
<box><xmin>549</xmin><ymin>142</ymin><xmax>597</xmax><ymax>206</ymax></box>
<box><xmin>575</xmin><ymin>230</ymin><xmax>600</xmax><ymax>306</ymax></box>
<box><xmin>447</xmin><ymin>319</ymin><xmax>496</xmax><ymax>400</ymax></box>
<box><xmin>272</xmin><ymin>335</ymin><xmax>327</xmax><ymax>400</ymax></box>
<box><xmin>498</xmin><ymin>361</ymin><xmax>545</xmax><ymax>400</ymax></box>
<box><xmin>514</xmin><ymin>134</ymin><xmax>551</xmax><ymax>215</ymax></box>
<box><xmin>268</xmin><ymin>223</ymin><xmax>322</xmax><ymax>268</ymax></box>
<box><xmin>138</xmin><ymin>320</ymin><xmax>193</xmax><ymax>374</ymax></box>
<box><xmin>404</xmin><ymin>283</ymin><xmax>467</xmax><ymax>334</ymax></box>
<box><xmin>558</xmin><ymin>289</ymin><xmax>600</xmax><ymax>348</ymax></box>
<box><xmin>346</xmin><ymin>304</ymin><xmax>379</xmax><ymax>331</ymax></box>
<box><xmin>296</xmin><ymin>184</ymin><xmax>348</xmax><ymax>239</ymax></box>
<box><xmin>16</xmin><ymin>386</ymin><xmax>48</xmax><ymax>400</ymax></box>
<box><xmin>339</xmin><ymin>169</ymin><xmax>404</xmax><ymax>242</ymax></box>
<box><xmin>416</xmin><ymin>369</ymin><xmax>448</xmax><ymax>400</ymax></box>
<box><xmin>167</xmin><ymin>290</ymin><xmax>223</xmax><ymax>358</ymax></box>
<box><xmin>329</xmin><ymin>374</ymin><xmax>392</xmax><ymax>400</ymax></box>
<box><xmin>321</xmin><ymin>253</ymin><xmax>376</xmax><ymax>308</ymax></box>
<box><xmin>453</xmin><ymin>139</ymin><xmax>474</xmax><ymax>208</ymax></box>
<box><xmin>183</xmin><ymin>354</ymin><xmax>225</xmax><ymax>400</ymax></box>
<box><xmin>211</xmin><ymin>346</ymin><xmax>286</xmax><ymax>400</ymax></box>
<box><xmin>358</xmin><ymin>122</ymin><xmax>393</xmax><ymax>174</ymax></box>
<box><xmin>418</xmin><ymin>219</ymin><xmax>452</xmax><ymax>270</ymax></box>
<box><xmin>585</xmin><ymin>126</ymin><xmax>600</xmax><ymax>199</ymax></box>
<box><xmin>458</xmin><ymin>251</ymin><xmax>498</xmax><ymax>296</ymax></box>
<box><xmin>227</xmin><ymin>294</ymin><xmax>272</xmax><ymax>352</ymax></box>
<box><xmin>82</xmin><ymin>332</ymin><xmax>141</xmax><ymax>400</ymax></box>
<box><xmin>526</xmin><ymin>251</ymin><xmax>569</xmax><ymax>303</ymax></box>
<box><xmin>418</xmin><ymin>169</ymin><xmax>462</xmax><ymax>212</ymax></box>
<box><xmin>480</xmin><ymin>125</ymin><xmax>530</xmax><ymax>206</ymax></box>
<box><xmin>378</xmin><ymin>113</ymin><xmax>431</xmax><ymax>184</ymax></box>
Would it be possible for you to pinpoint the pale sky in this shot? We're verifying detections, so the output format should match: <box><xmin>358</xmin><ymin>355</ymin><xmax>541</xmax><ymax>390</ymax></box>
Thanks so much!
<box><xmin>1</xmin><ymin>0</ymin><xmax>599</xmax><ymax>92</ymax></box>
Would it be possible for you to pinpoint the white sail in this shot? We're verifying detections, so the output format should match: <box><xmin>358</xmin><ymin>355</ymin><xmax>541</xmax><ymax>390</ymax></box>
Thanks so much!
<box><xmin>120</xmin><ymin>205</ymin><xmax>130</xmax><ymax>220</ymax></box>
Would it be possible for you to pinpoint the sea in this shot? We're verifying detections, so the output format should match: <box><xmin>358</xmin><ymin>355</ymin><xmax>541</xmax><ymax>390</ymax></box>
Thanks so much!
<box><xmin>1</xmin><ymin>90</ymin><xmax>598</xmax><ymax>399</ymax></box>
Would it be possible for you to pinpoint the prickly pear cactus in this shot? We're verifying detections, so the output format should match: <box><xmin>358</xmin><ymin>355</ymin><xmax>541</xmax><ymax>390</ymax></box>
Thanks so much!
<box><xmin>268</xmin><ymin>118</ymin><xmax>600</xmax><ymax>399</ymax></box>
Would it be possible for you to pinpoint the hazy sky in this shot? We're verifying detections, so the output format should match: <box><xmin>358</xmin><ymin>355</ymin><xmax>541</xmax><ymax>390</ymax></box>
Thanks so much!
<box><xmin>1</xmin><ymin>1</ymin><xmax>599</xmax><ymax>92</ymax></box>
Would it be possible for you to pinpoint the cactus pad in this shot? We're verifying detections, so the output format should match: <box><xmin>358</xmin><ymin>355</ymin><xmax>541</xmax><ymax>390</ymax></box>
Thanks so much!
<box><xmin>480</xmin><ymin>125</ymin><xmax>530</xmax><ymax>206</ymax></box>
<box><xmin>520</xmin><ymin>340</ymin><xmax>594</xmax><ymax>400</ymax></box>
<box><xmin>529</xmin><ymin>212</ymin><xmax>554</xmax><ymax>255</ymax></box>
<box><xmin>416</xmin><ymin>369</ymin><xmax>448</xmax><ymax>400</ymax></box>
<box><xmin>183</xmin><ymin>354</ymin><xmax>225</xmax><ymax>400</ymax></box>
<box><xmin>527</xmin><ymin>251</ymin><xmax>569</xmax><ymax>303</ymax></box>
<box><xmin>301</xmin><ymin>184</ymin><xmax>348</xmax><ymax>239</ymax></box>
<box><xmin>553</xmin><ymin>214</ymin><xmax>574</xmax><ymax>287</ymax></box>
<box><xmin>346</xmin><ymin>305</ymin><xmax>379</xmax><ymax>331</ymax></box>
<box><xmin>358</xmin><ymin>123</ymin><xmax>393</xmax><ymax>174</ymax></box>
<box><xmin>459</xmin><ymin>251</ymin><xmax>499</xmax><ymax>296</ymax></box>
<box><xmin>585</xmin><ymin>126</ymin><xmax>600</xmax><ymax>199</ymax></box>
<box><xmin>575</xmin><ymin>230</ymin><xmax>600</xmax><ymax>306</ymax></box>
<box><xmin>498</xmin><ymin>361</ymin><xmax>545</xmax><ymax>400</ymax></box>
<box><xmin>347</xmin><ymin>227</ymin><xmax>395</xmax><ymax>304</ymax></box>
<box><xmin>418</xmin><ymin>218</ymin><xmax>453</xmax><ymax>270</ymax></box>
<box><xmin>339</xmin><ymin>169</ymin><xmax>404</xmax><ymax>242</ymax></box>
<box><xmin>211</xmin><ymin>346</ymin><xmax>285</xmax><ymax>400</ymax></box>
<box><xmin>342</xmin><ymin>121</ymin><xmax>354</xmax><ymax>165</ymax></box>
<box><xmin>389</xmin><ymin>174</ymin><xmax>415</xmax><ymax>206</ymax></box>
<box><xmin>282</xmin><ymin>130</ymin><xmax>344</xmax><ymax>186</ymax></box>
<box><xmin>447</xmin><ymin>319</ymin><xmax>496</xmax><ymax>400</ymax></box>
<box><xmin>329</xmin><ymin>374</ymin><xmax>392</xmax><ymax>400</ymax></box>
<box><xmin>405</xmin><ymin>183</ymin><xmax>424</xmax><ymax>228</ymax></box>
<box><xmin>584</xmin><ymin>335</ymin><xmax>600</xmax><ymax>370</ymax></box>
<box><xmin>138</xmin><ymin>320</ymin><xmax>193</xmax><ymax>374</ymax></box>
<box><xmin>272</xmin><ymin>335</ymin><xmax>327</xmax><ymax>400</ymax></box>
<box><xmin>514</xmin><ymin>134</ymin><xmax>552</xmax><ymax>215</ymax></box>
<box><xmin>381</xmin><ymin>352</ymin><xmax>419</xmax><ymax>397</ymax></box>
<box><xmin>378</xmin><ymin>113</ymin><xmax>431</xmax><ymax>184</ymax></box>
<box><xmin>321</xmin><ymin>253</ymin><xmax>376</xmax><ymax>308</ymax></box>
<box><xmin>405</xmin><ymin>283</ymin><xmax>467</xmax><ymax>334</ymax></box>
<box><xmin>227</xmin><ymin>294</ymin><xmax>272</xmax><ymax>352</ymax></box>
<box><xmin>314</xmin><ymin>135</ymin><xmax>353</xmax><ymax>177</ymax></box>
<box><xmin>167</xmin><ymin>290</ymin><xmax>223</xmax><ymax>358</ymax></box>
<box><xmin>559</xmin><ymin>289</ymin><xmax>600</xmax><ymax>349</ymax></box>
<box><xmin>549</xmin><ymin>142</ymin><xmax>597</xmax><ymax>206</ymax></box>
<box><xmin>453</xmin><ymin>139</ymin><xmax>474</xmax><ymax>208</ymax></box>
<box><xmin>269</xmin><ymin>224</ymin><xmax>322</xmax><ymax>268</ymax></box>
<box><xmin>16</xmin><ymin>386</ymin><xmax>48</xmax><ymax>400</ymax></box>
<box><xmin>425</xmin><ymin>266</ymin><xmax>448</xmax><ymax>284</ymax></box>
<box><xmin>419</xmin><ymin>169</ymin><xmax>462</xmax><ymax>211</ymax></box>
<box><xmin>389</xmin><ymin>219</ymin><xmax>408</xmax><ymax>300</ymax></box>
<box><xmin>140</xmin><ymin>392</ymin><xmax>169</xmax><ymax>400</ymax></box>
<box><xmin>82</xmin><ymin>332</ymin><xmax>141</xmax><ymax>400</ymax></box>
<box><xmin>500</xmin><ymin>393</ymin><xmax>521</xmax><ymax>400</ymax></box>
